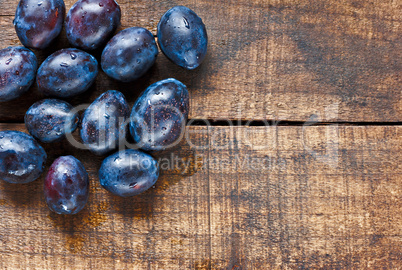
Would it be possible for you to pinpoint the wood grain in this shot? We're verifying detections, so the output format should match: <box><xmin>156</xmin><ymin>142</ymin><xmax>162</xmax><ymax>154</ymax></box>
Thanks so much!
<box><xmin>0</xmin><ymin>0</ymin><xmax>401</xmax><ymax>122</ymax></box>
<box><xmin>0</xmin><ymin>0</ymin><xmax>400</xmax><ymax>268</ymax></box>
<box><xmin>0</xmin><ymin>124</ymin><xmax>400</xmax><ymax>269</ymax></box>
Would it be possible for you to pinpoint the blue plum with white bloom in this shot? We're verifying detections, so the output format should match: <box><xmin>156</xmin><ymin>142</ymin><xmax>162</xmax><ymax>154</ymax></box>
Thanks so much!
<box><xmin>65</xmin><ymin>0</ymin><xmax>121</xmax><ymax>50</ymax></box>
<box><xmin>157</xmin><ymin>6</ymin><xmax>208</xmax><ymax>69</ymax></box>
<box><xmin>0</xmin><ymin>46</ymin><xmax>37</xmax><ymax>102</ymax></box>
<box><xmin>25</xmin><ymin>99</ymin><xmax>79</xmax><ymax>143</ymax></box>
<box><xmin>14</xmin><ymin>0</ymin><xmax>65</xmax><ymax>49</ymax></box>
<box><xmin>129</xmin><ymin>78</ymin><xmax>189</xmax><ymax>151</ymax></box>
<box><xmin>80</xmin><ymin>90</ymin><xmax>130</xmax><ymax>155</ymax></box>
<box><xmin>99</xmin><ymin>149</ymin><xmax>159</xmax><ymax>197</ymax></box>
<box><xmin>44</xmin><ymin>156</ymin><xmax>89</xmax><ymax>214</ymax></box>
<box><xmin>37</xmin><ymin>48</ymin><xmax>98</xmax><ymax>98</ymax></box>
<box><xmin>101</xmin><ymin>27</ymin><xmax>158</xmax><ymax>82</ymax></box>
<box><xmin>0</xmin><ymin>130</ymin><xmax>47</xmax><ymax>184</ymax></box>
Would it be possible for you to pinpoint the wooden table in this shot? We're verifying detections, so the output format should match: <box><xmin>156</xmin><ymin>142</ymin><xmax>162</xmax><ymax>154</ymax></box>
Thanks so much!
<box><xmin>0</xmin><ymin>0</ymin><xmax>401</xmax><ymax>269</ymax></box>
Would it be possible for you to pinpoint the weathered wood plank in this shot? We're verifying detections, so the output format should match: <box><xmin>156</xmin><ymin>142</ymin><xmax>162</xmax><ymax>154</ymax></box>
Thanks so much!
<box><xmin>0</xmin><ymin>123</ymin><xmax>211</xmax><ymax>269</ymax></box>
<box><xmin>0</xmin><ymin>0</ymin><xmax>400</xmax><ymax>122</ymax></box>
<box><xmin>0</xmin><ymin>124</ymin><xmax>400</xmax><ymax>269</ymax></box>
<box><xmin>207</xmin><ymin>125</ymin><xmax>401</xmax><ymax>269</ymax></box>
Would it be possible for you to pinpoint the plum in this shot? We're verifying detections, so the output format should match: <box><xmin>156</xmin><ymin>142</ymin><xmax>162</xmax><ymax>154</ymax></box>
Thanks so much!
<box><xmin>129</xmin><ymin>78</ymin><xmax>189</xmax><ymax>151</ymax></box>
<box><xmin>0</xmin><ymin>46</ymin><xmax>37</xmax><ymax>102</ymax></box>
<box><xmin>44</xmin><ymin>156</ymin><xmax>89</xmax><ymax>214</ymax></box>
<box><xmin>25</xmin><ymin>99</ymin><xmax>79</xmax><ymax>143</ymax></box>
<box><xmin>99</xmin><ymin>149</ymin><xmax>159</xmax><ymax>197</ymax></box>
<box><xmin>36</xmin><ymin>48</ymin><xmax>98</xmax><ymax>98</ymax></box>
<box><xmin>0</xmin><ymin>130</ymin><xmax>47</xmax><ymax>184</ymax></box>
<box><xmin>157</xmin><ymin>6</ymin><xmax>208</xmax><ymax>69</ymax></box>
<box><xmin>14</xmin><ymin>0</ymin><xmax>65</xmax><ymax>49</ymax></box>
<box><xmin>101</xmin><ymin>27</ymin><xmax>158</xmax><ymax>82</ymax></box>
<box><xmin>65</xmin><ymin>0</ymin><xmax>121</xmax><ymax>50</ymax></box>
<box><xmin>80</xmin><ymin>90</ymin><xmax>130</xmax><ymax>155</ymax></box>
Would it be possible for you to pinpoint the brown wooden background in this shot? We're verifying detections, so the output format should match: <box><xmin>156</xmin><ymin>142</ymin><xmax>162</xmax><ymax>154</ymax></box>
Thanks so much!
<box><xmin>0</xmin><ymin>0</ymin><xmax>401</xmax><ymax>269</ymax></box>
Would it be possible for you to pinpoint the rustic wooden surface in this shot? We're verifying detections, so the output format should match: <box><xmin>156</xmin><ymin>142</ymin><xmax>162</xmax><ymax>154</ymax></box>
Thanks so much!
<box><xmin>0</xmin><ymin>124</ymin><xmax>400</xmax><ymax>269</ymax></box>
<box><xmin>0</xmin><ymin>0</ymin><xmax>401</xmax><ymax>269</ymax></box>
<box><xmin>0</xmin><ymin>0</ymin><xmax>401</xmax><ymax>122</ymax></box>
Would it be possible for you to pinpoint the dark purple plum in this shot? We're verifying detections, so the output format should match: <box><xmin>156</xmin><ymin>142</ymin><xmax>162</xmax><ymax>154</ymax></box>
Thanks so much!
<box><xmin>0</xmin><ymin>130</ymin><xmax>47</xmax><ymax>184</ymax></box>
<box><xmin>80</xmin><ymin>90</ymin><xmax>130</xmax><ymax>155</ymax></box>
<box><xmin>101</xmin><ymin>27</ymin><xmax>158</xmax><ymax>82</ymax></box>
<box><xmin>99</xmin><ymin>149</ymin><xmax>159</xmax><ymax>197</ymax></box>
<box><xmin>157</xmin><ymin>6</ymin><xmax>208</xmax><ymax>70</ymax></box>
<box><xmin>129</xmin><ymin>78</ymin><xmax>189</xmax><ymax>151</ymax></box>
<box><xmin>0</xmin><ymin>46</ymin><xmax>37</xmax><ymax>102</ymax></box>
<box><xmin>37</xmin><ymin>48</ymin><xmax>98</xmax><ymax>98</ymax></box>
<box><xmin>14</xmin><ymin>0</ymin><xmax>65</xmax><ymax>49</ymax></box>
<box><xmin>65</xmin><ymin>0</ymin><xmax>121</xmax><ymax>50</ymax></box>
<box><xmin>25</xmin><ymin>99</ymin><xmax>79</xmax><ymax>143</ymax></box>
<box><xmin>44</xmin><ymin>156</ymin><xmax>89</xmax><ymax>214</ymax></box>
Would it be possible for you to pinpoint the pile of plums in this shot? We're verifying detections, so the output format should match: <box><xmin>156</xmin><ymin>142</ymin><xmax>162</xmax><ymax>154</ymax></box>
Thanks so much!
<box><xmin>0</xmin><ymin>0</ymin><xmax>207</xmax><ymax>214</ymax></box>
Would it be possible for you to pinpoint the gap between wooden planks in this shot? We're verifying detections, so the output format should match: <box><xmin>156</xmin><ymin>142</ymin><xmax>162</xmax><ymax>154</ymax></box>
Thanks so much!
<box><xmin>0</xmin><ymin>124</ymin><xmax>400</xmax><ymax>269</ymax></box>
<box><xmin>0</xmin><ymin>0</ymin><xmax>401</xmax><ymax>122</ymax></box>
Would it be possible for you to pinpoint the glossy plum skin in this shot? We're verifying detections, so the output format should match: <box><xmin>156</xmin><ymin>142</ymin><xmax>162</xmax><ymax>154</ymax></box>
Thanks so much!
<box><xmin>81</xmin><ymin>90</ymin><xmax>130</xmax><ymax>155</ymax></box>
<box><xmin>99</xmin><ymin>149</ymin><xmax>159</xmax><ymax>197</ymax></box>
<box><xmin>129</xmin><ymin>78</ymin><xmax>189</xmax><ymax>151</ymax></box>
<box><xmin>37</xmin><ymin>48</ymin><xmax>98</xmax><ymax>98</ymax></box>
<box><xmin>14</xmin><ymin>0</ymin><xmax>65</xmax><ymax>49</ymax></box>
<box><xmin>101</xmin><ymin>27</ymin><xmax>158</xmax><ymax>82</ymax></box>
<box><xmin>65</xmin><ymin>0</ymin><xmax>121</xmax><ymax>50</ymax></box>
<box><xmin>0</xmin><ymin>47</ymin><xmax>37</xmax><ymax>102</ymax></box>
<box><xmin>44</xmin><ymin>156</ymin><xmax>89</xmax><ymax>214</ymax></box>
<box><xmin>157</xmin><ymin>6</ymin><xmax>208</xmax><ymax>70</ymax></box>
<box><xmin>0</xmin><ymin>131</ymin><xmax>47</xmax><ymax>184</ymax></box>
<box><xmin>25</xmin><ymin>99</ymin><xmax>79</xmax><ymax>143</ymax></box>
